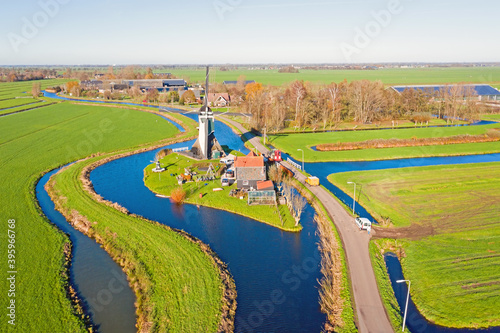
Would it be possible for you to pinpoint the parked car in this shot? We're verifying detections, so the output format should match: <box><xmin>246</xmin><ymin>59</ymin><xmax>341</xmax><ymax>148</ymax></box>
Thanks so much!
<box><xmin>355</xmin><ymin>217</ymin><xmax>372</xmax><ymax>231</ymax></box>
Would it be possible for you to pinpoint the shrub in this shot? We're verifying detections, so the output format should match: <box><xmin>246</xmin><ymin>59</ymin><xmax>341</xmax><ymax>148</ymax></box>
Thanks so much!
<box><xmin>170</xmin><ymin>187</ymin><xmax>186</xmax><ymax>204</ymax></box>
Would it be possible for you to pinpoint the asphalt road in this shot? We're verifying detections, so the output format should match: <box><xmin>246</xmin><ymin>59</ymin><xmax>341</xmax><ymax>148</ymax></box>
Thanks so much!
<box><xmin>221</xmin><ymin>117</ymin><xmax>394</xmax><ymax>333</ymax></box>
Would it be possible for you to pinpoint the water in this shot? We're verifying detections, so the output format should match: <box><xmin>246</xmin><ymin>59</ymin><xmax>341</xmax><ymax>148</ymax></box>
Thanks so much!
<box><xmin>90</xmin><ymin>142</ymin><xmax>326</xmax><ymax>332</ymax></box>
<box><xmin>286</xmin><ymin>153</ymin><xmax>500</xmax><ymax>223</ymax></box>
<box><xmin>36</xmin><ymin>168</ymin><xmax>136</xmax><ymax>333</ymax></box>
<box><xmin>385</xmin><ymin>253</ymin><xmax>500</xmax><ymax>333</ymax></box>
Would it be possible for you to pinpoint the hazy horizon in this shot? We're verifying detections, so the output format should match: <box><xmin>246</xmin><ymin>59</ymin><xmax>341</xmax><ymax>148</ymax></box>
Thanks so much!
<box><xmin>1</xmin><ymin>0</ymin><xmax>499</xmax><ymax>65</ymax></box>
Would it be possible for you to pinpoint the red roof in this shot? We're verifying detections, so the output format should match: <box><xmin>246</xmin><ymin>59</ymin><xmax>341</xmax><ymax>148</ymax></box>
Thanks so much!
<box><xmin>234</xmin><ymin>156</ymin><xmax>264</xmax><ymax>168</ymax></box>
<box><xmin>247</xmin><ymin>151</ymin><xmax>257</xmax><ymax>157</ymax></box>
<box><xmin>257</xmin><ymin>180</ymin><xmax>274</xmax><ymax>190</ymax></box>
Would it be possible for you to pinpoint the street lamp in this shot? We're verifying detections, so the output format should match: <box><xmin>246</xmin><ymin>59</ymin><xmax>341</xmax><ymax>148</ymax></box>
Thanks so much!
<box><xmin>396</xmin><ymin>279</ymin><xmax>411</xmax><ymax>332</ymax></box>
<box><xmin>347</xmin><ymin>182</ymin><xmax>357</xmax><ymax>216</ymax></box>
<box><xmin>297</xmin><ymin>149</ymin><xmax>304</xmax><ymax>172</ymax></box>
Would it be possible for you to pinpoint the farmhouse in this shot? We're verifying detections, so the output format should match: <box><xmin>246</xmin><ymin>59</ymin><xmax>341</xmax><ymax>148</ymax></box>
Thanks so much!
<box><xmin>206</xmin><ymin>93</ymin><xmax>230</xmax><ymax>107</ymax></box>
<box><xmin>122</xmin><ymin>79</ymin><xmax>187</xmax><ymax>92</ymax></box>
<box><xmin>234</xmin><ymin>153</ymin><xmax>266</xmax><ymax>189</ymax></box>
<box><xmin>390</xmin><ymin>84</ymin><xmax>500</xmax><ymax>101</ymax></box>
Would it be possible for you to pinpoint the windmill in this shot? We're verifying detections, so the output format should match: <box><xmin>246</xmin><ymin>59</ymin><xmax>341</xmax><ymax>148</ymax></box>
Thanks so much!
<box><xmin>190</xmin><ymin>66</ymin><xmax>224</xmax><ymax>160</ymax></box>
<box><xmin>151</xmin><ymin>153</ymin><xmax>165</xmax><ymax>173</ymax></box>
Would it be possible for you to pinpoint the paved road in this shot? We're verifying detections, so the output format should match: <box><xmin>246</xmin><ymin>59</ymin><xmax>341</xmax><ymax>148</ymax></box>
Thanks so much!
<box><xmin>221</xmin><ymin>117</ymin><xmax>394</xmax><ymax>333</ymax></box>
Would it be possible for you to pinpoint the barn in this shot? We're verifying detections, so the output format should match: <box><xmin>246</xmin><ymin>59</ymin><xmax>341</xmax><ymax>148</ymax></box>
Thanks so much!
<box><xmin>390</xmin><ymin>84</ymin><xmax>500</xmax><ymax>101</ymax></box>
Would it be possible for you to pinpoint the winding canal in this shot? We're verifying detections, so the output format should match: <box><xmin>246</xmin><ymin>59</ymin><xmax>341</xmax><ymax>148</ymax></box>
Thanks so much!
<box><xmin>39</xmin><ymin>92</ymin><xmax>500</xmax><ymax>332</ymax></box>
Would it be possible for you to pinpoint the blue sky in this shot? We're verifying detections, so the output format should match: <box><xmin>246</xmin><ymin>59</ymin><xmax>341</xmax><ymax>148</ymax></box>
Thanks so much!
<box><xmin>0</xmin><ymin>0</ymin><xmax>499</xmax><ymax>65</ymax></box>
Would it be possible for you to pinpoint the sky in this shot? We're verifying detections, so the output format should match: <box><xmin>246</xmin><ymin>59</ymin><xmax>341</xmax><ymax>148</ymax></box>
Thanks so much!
<box><xmin>0</xmin><ymin>0</ymin><xmax>499</xmax><ymax>65</ymax></box>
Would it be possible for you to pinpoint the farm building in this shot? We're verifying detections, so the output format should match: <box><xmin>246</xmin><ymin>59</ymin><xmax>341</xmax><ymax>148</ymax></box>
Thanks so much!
<box><xmin>122</xmin><ymin>79</ymin><xmax>187</xmax><ymax>92</ymax></box>
<box><xmin>248</xmin><ymin>190</ymin><xmax>276</xmax><ymax>205</ymax></box>
<box><xmin>390</xmin><ymin>84</ymin><xmax>500</xmax><ymax>101</ymax></box>
<box><xmin>234</xmin><ymin>153</ymin><xmax>266</xmax><ymax>189</ymax></box>
<box><xmin>205</xmin><ymin>93</ymin><xmax>231</xmax><ymax>107</ymax></box>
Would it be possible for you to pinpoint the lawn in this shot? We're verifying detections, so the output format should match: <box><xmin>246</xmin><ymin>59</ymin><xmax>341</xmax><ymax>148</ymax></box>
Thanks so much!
<box><xmin>0</xmin><ymin>101</ymin><xmax>225</xmax><ymax>332</ymax></box>
<box><xmin>166</xmin><ymin>67</ymin><xmax>500</xmax><ymax>86</ymax></box>
<box><xmin>144</xmin><ymin>153</ymin><xmax>301</xmax><ymax>232</ymax></box>
<box><xmin>48</xmin><ymin>153</ymin><xmax>228</xmax><ymax>332</ymax></box>
<box><xmin>267</xmin><ymin>123</ymin><xmax>500</xmax><ymax>162</ymax></box>
<box><xmin>329</xmin><ymin>163</ymin><xmax>500</xmax><ymax>328</ymax></box>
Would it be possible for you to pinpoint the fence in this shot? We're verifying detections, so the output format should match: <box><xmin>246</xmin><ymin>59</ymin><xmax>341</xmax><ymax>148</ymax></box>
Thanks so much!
<box><xmin>172</xmin><ymin>147</ymin><xmax>189</xmax><ymax>153</ymax></box>
<box><xmin>287</xmin><ymin>158</ymin><xmax>302</xmax><ymax>170</ymax></box>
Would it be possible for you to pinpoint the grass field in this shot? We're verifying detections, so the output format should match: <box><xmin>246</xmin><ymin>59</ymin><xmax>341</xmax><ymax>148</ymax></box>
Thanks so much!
<box><xmin>267</xmin><ymin>123</ymin><xmax>500</xmax><ymax>162</ymax></box>
<box><xmin>0</xmin><ymin>100</ymin><xmax>227</xmax><ymax>332</ymax></box>
<box><xmin>49</xmin><ymin>154</ymin><xmax>226</xmax><ymax>332</ymax></box>
<box><xmin>0</xmin><ymin>79</ymin><xmax>69</xmax><ymax>98</ymax></box>
<box><xmin>144</xmin><ymin>153</ymin><xmax>300</xmax><ymax>232</ymax></box>
<box><xmin>329</xmin><ymin>163</ymin><xmax>500</xmax><ymax>328</ymax></box>
<box><xmin>166</xmin><ymin>67</ymin><xmax>500</xmax><ymax>86</ymax></box>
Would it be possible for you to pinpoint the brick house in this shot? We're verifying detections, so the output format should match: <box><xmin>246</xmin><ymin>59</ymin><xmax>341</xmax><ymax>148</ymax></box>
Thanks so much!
<box><xmin>234</xmin><ymin>154</ymin><xmax>266</xmax><ymax>189</ymax></box>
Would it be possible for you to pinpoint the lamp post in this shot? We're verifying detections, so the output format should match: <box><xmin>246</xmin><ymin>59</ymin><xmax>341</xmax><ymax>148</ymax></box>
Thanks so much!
<box><xmin>396</xmin><ymin>279</ymin><xmax>411</xmax><ymax>332</ymax></box>
<box><xmin>347</xmin><ymin>182</ymin><xmax>357</xmax><ymax>216</ymax></box>
<box><xmin>297</xmin><ymin>149</ymin><xmax>304</xmax><ymax>172</ymax></box>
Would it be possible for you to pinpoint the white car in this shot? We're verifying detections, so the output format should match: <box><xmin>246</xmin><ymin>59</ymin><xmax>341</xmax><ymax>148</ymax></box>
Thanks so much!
<box><xmin>355</xmin><ymin>217</ymin><xmax>372</xmax><ymax>231</ymax></box>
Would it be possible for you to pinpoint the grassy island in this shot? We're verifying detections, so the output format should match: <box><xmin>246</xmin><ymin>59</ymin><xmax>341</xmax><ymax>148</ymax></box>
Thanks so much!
<box><xmin>144</xmin><ymin>153</ymin><xmax>302</xmax><ymax>232</ymax></box>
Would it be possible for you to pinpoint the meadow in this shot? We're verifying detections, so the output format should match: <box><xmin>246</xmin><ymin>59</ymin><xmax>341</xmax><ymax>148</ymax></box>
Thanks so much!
<box><xmin>144</xmin><ymin>153</ymin><xmax>300</xmax><ymax>232</ymax></box>
<box><xmin>267</xmin><ymin>123</ymin><xmax>500</xmax><ymax>162</ymax></box>
<box><xmin>0</xmin><ymin>97</ymin><xmax>227</xmax><ymax>331</ymax></box>
<box><xmin>49</xmin><ymin>153</ymin><xmax>227</xmax><ymax>332</ymax></box>
<box><xmin>166</xmin><ymin>67</ymin><xmax>500</xmax><ymax>86</ymax></box>
<box><xmin>329</xmin><ymin>163</ymin><xmax>500</xmax><ymax>328</ymax></box>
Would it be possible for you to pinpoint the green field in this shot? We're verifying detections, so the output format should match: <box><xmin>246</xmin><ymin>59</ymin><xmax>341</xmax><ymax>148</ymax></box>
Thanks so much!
<box><xmin>329</xmin><ymin>163</ymin><xmax>500</xmax><ymax>328</ymax></box>
<box><xmin>144</xmin><ymin>153</ymin><xmax>300</xmax><ymax>232</ymax></box>
<box><xmin>267</xmin><ymin>123</ymin><xmax>500</xmax><ymax>162</ymax></box>
<box><xmin>166</xmin><ymin>67</ymin><xmax>500</xmax><ymax>86</ymax></box>
<box><xmin>0</xmin><ymin>99</ymin><xmax>227</xmax><ymax>331</ymax></box>
<box><xmin>49</xmin><ymin>154</ymin><xmax>226</xmax><ymax>332</ymax></box>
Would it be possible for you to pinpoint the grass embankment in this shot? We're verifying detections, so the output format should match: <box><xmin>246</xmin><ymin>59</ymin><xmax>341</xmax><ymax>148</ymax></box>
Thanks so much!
<box><xmin>0</xmin><ymin>102</ymin><xmax>177</xmax><ymax>331</ymax></box>
<box><xmin>293</xmin><ymin>182</ymin><xmax>357</xmax><ymax>332</ymax></box>
<box><xmin>167</xmin><ymin>67</ymin><xmax>500</xmax><ymax>86</ymax></box>
<box><xmin>329</xmin><ymin>163</ymin><xmax>500</xmax><ymax>328</ymax></box>
<box><xmin>268</xmin><ymin>123</ymin><xmax>500</xmax><ymax>162</ymax></box>
<box><xmin>144</xmin><ymin>153</ymin><xmax>301</xmax><ymax>232</ymax></box>
<box><xmin>48</xmin><ymin>153</ymin><xmax>233</xmax><ymax>332</ymax></box>
<box><xmin>0</xmin><ymin>100</ymin><xmax>231</xmax><ymax>332</ymax></box>
<box><xmin>369</xmin><ymin>240</ymin><xmax>410</xmax><ymax>333</ymax></box>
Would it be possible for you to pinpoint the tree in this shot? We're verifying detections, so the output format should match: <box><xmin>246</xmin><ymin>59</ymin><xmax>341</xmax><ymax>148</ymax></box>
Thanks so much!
<box><xmin>180</xmin><ymin>90</ymin><xmax>196</xmax><ymax>104</ymax></box>
<box><xmin>168</xmin><ymin>91</ymin><xmax>179</xmax><ymax>103</ymax></box>
<box><xmin>145</xmin><ymin>67</ymin><xmax>154</xmax><ymax>79</ymax></box>
<box><xmin>31</xmin><ymin>82</ymin><xmax>41</xmax><ymax>98</ymax></box>
<box><xmin>146</xmin><ymin>88</ymin><xmax>159</xmax><ymax>103</ymax></box>
<box><xmin>65</xmin><ymin>81</ymin><xmax>80</xmax><ymax>96</ymax></box>
<box><xmin>289</xmin><ymin>80</ymin><xmax>307</xmax><ymax>127</ymax></box>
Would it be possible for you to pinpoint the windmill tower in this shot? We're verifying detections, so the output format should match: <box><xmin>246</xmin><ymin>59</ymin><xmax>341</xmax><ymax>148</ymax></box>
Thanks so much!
<box><xmin>191</xmin><ymin>66</ymin><xmax>223</xmax><ymax>159</ymax></box>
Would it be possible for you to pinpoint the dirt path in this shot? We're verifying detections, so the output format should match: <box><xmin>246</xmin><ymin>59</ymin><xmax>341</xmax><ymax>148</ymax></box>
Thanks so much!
<box><xmin>221</xmin><ymin>117</ymin><xmax>394</xmax><ymax>333</ymax></box>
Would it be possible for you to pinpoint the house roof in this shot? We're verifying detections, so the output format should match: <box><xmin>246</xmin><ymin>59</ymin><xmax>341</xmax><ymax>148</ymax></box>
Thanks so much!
<box><xmin>391</xmin><ymin>84</ymin><xmax>500</xmax><ymax>96</ymax></box>
<box><xmin>247</xmin><ymin>151</ymin><xmax>257</xmax><ymax>157</ymax></box>
<box><xmin>234</xmin><ymin>156</ymin><xmax>264</xmax><ymax>168</ymax></box>
<box><xmin>206</xmin><ymin>93</ymin><xmax>230</xmax><ymax>102</ymax></box>
<box><xmin>257</xmin><ymin>180</ymin><xmax>274</xmax><ymax>190</ymax></box>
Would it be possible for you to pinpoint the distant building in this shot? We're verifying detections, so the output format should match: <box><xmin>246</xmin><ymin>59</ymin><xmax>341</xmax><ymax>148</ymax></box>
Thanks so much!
<box><xmin>390</xmin><ymin>84</ymin><xmax>500</xmax><ymax>101</ymax></box>
<box><xmin>81</xmin><ymin>80</ymin><xmax>103</xmax><ymax>90</ymax></box>
<box><xmin>223</xmin><ymin>80</ymin><xmax>256</xmax><ymax>86</ymax></box>
<box><xmin>234</xmin><ymin>153</ymin><xmax>266</xmax><ymax>189</ymax></box>
<box><xmin>206</xmin><ymin>93</ymin><xmax>230</xmax><ymax>107</ymax></box>
<box><xmin>122</xmin><ymin>79</ymin><xmax>187</xmax><ymax>92</ymax></box>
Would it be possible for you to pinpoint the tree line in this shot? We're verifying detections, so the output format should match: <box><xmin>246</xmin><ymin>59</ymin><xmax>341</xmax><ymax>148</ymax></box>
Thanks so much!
<box><xmin>236</xmin><ymin>80</ymin><xmax>491</xmax><ymax>132</ymax></box>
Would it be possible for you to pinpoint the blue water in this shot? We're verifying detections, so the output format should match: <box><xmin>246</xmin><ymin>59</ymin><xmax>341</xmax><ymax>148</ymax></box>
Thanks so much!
<box><xmin>90</xmin><ymin>144</ymin><xmax>326</xmax><ymax>332</ymax></box>
<box><xmin>36</xmin><ymin>168</ymin><xmax>136</xmax><ymax>333</ymax></box>
<box><xmin>283</xmin><ymin>152</ymin><xmax>500</xmax><ymax>224</ymax></box>
<box><xmin>385</xmin><ymin>253</ymin><xmax>500</xmax><ymax>333</ymax></box>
